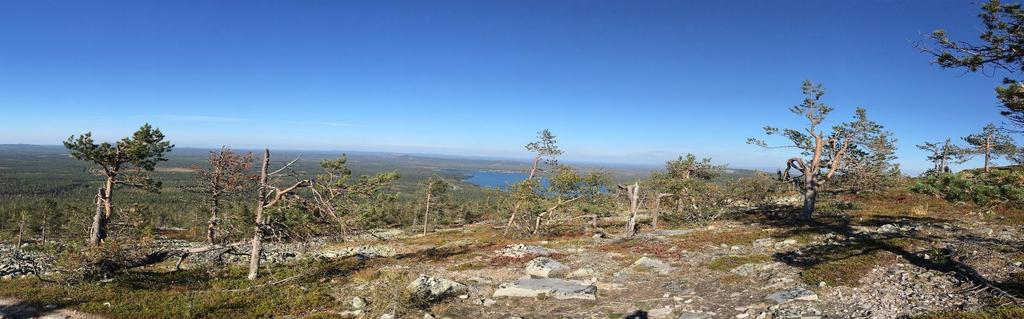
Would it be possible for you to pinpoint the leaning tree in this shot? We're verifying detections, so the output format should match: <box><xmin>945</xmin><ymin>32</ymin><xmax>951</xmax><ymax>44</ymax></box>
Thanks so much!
<box><xmin>506</xmin><ymin>129</ymin><xmax>563</xmax><ymax>232</ymax></box>
<box><xmin>533</xmin><ymin>165</ymin><xmax>609</xmax><ymax>235</ymax></box>
<box><xmin>963</xmin><ymin>123</ymin><xmax>1016</xmax><ymax>172</ymax></box>
<box><xmin>919</xmin><ymin>0</ymin><xmax>1024</xmax><ymax>129</ymax></box>
<box><xmin>64</xmin><ymin>124</ymin><xmax>174</xmax><ymax>246</ymax></box>
<box><xmin>420</xmin><ymin>176</ymin><xmax>452</xmax><ymax>235</ymax></box>
<box><xmin>308</xmin><ymin>154</ymin><xmax>400</xmax><ymax>231</ymax></box>
<box><xmin>749</xmin><ymin>81</ymin><xmax>890</xmax><ymax>221</ymax></box>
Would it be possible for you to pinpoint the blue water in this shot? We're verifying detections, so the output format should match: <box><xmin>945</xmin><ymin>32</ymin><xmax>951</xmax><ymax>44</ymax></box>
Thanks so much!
<box><xmin>465</xmin><ymin>171</ymin><xmax>548</xmax><ymax>189</ymax></box>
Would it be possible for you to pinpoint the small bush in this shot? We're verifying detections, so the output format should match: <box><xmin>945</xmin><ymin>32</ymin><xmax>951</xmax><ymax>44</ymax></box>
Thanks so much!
<box><xmin>911</xmin><ymin>168</ymin><xmax>1024</xmax><ymax>207</ymax></box>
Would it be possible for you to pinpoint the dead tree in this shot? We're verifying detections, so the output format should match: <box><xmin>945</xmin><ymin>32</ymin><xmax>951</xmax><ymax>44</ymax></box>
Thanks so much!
<box><xmin>194</xmin><ymin>147</ymin><xmax>255</xmax><ymax>244</ymax></box>
<box><xmin>531</xmin><ymin>196</ymin><xmax>583</xmax><ymax>235</ymax></box>
<box><xmin>16</xmin><ymin>210</ymin><xmax>26</xmax><ymax>246</ymax></box>
<box><xmin>247</xmin><ymin>149</ymin><xmax>310</xmax><ymax>280</ymax></box>
<box><xmin>619</xmin><ymin>182</ymin><xmax>644</xmax><ymax>238</ymax></box>
<box><xmin>83</xmin><ymin>241</ymin><xmax>246</xmax><ymax>279</ymax></box>
<box><xmin>423</xmin><ymin>180</ymin><xmax>434</xmax><ymax>235</ymax></box>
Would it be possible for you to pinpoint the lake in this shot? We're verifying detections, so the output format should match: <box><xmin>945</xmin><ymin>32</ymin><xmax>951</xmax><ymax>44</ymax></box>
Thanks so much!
<box><xmin>465</xmin><ymin>171</ymin><xmax>548</xmax><ymax>189</ymax></box>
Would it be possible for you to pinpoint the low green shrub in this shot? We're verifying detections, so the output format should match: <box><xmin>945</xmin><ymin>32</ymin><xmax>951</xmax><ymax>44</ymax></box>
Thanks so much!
<box><xmin>911</xmin><ymin>167</ymin><xmax>1024</xmax><ymax>207</ymax></box>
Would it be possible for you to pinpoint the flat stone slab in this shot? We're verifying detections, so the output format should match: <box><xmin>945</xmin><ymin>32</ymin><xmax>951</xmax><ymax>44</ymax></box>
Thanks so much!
<box><xmin>675</xmin><ymin>311</ymin><xmax>712</xmax><ymax>319</ymax></box>
<box><xmin>493</xmin><ymin>278</ymin><xmax>597</xmax><ymax>300</ymax></box>
<box><xmin>765</xmin><ymin>288</ymin><xmax>818</xmax><ymax>304</ymax></box>
<box><xmin>525</xmin><ymin>256</ymin><xmax>569</xmax><ymax>278</ymax></box>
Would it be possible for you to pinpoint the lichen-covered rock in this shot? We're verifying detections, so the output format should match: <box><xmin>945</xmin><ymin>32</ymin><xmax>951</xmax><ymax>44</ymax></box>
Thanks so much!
<box><xmin>351</xmin><ymin>296</ymin><xmax>368</xmax><ymax>309</ymax></box>
<box><xmin>631</xmin><ymin>256</ymin><xmax>673</xmax><ymax>275</ymax></box>
<box><xmin>320</xmin><ymin>245</ymin><xmax>396</xmax><ymax>259</ymax></box>
<box><xmin>406</xmin><ymin>275</ymin><xmax>468</xmax><ymax>301</ymax></box>
<box><xmin>496</xmin><ymin>244</ymin><xmax>555</xmax><ymax>258</ymax></box>
<box><xmin>524</xmin><ymin>256</ymin><xmax>569</xmax><ymax>278</ymax></box>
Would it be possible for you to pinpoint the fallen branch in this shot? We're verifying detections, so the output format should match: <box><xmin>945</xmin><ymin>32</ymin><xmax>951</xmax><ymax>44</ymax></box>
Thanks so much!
<box><xmin>85</xmin><ymin>241</ymin><xmax>246</xmax><ymax>279</ymax></box>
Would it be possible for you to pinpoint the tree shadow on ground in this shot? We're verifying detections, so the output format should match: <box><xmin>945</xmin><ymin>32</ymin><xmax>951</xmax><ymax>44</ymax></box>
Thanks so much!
<box><xmin>0</xmin><ymin>299</ymin><xmax>86</xmax><ymax>319</ymax></box>
<box><xmin>738</xmin><ymin>205</ymin><xmax>1023</xmax><ymax>299</ymax></box>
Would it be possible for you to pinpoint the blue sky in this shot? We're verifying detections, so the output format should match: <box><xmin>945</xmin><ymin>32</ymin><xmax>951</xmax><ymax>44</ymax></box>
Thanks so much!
<box><xmin>0</xmin><ymin>0</ymin><xmax>1013</xmax><ymax>173</ymax></box>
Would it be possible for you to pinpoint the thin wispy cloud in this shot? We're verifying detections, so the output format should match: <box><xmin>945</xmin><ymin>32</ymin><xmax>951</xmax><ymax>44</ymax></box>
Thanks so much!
<box><xmin>286</xmin><ymin>120</ymin><xmax>362</xmax><ymax>128</ymax></box>
<box><xmin>158</xmin><ymin>115</ymin><xmax>249</xmax><ymax>123</ymax></box>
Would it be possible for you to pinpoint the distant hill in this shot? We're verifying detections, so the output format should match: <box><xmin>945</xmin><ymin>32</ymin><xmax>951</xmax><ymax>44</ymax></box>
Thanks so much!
<box><xmin>0</xmin><ymin>144</ymin><xmax>762</xmax><ymax>182</ymax></box>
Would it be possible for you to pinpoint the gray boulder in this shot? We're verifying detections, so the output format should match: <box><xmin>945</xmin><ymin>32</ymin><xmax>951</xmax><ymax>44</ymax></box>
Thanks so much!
<box><xmin>407</xmin><ymin>275</ymin><xmax>468</xmax><ymax>301</ymax></box>
<box><xmin>631</xmin><ymin>256</ymin><xmax>673</xmax><ymax>275</ymax></box>
<box><xmin>524</xmin><ymin>257</ymin><xmax>569</xmax><ymax>278</ymax></box>
<box><xmin>351</xmin><ymin>296</ymin><xmax>368</xmax><ymax>309</ymax></box>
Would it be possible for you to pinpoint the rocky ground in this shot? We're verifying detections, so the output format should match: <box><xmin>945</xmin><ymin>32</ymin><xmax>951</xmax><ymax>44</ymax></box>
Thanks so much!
<box><xmin>2</xmin><ymin>206</ymin><xmax>1023</xmax><ymax>318</ymax></box>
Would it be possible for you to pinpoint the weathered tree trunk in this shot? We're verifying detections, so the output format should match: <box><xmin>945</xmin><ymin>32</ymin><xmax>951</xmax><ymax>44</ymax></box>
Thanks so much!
<box><xmin>103</xmin><ymin>176</ymin><xmax>115</xmax><ymax>219</ymax></box>
<box><xmin>40</xmin><ymin>210</ymin><xmax>47</xmax><ymax>244</ymax></box>
<box><xmin>527</xmin><ymin>155</ymin><xmax>541</xmax><ymax>180</ymax></box>
<box><xmin>651</xmin><ymin>193</ymin><xmax>671</xmax><ymax>230</ymax></box>
<box><xmin>16</xmin><ymin>213</ymin><xmax>25</xmax><ymax>246</ymax></box>
<box><xmin>88</xmin><ymin>175</ymin><xmax>117</xmax><ymax>246</ymax></box>
<box><xmin>652</xmin><ymin>196</ymin><xmax>661</xmax><ymax>230</ymax></box>
<box><xmin>622</xmin><ymin>183</ymin><xmax>641</xmax><ymax>238</ymax></box>
<box><xmin>206</xmin><ymin>193</ymin><xmax>220</xmax><ymax>244</ymax></box>
<box><xmin>984</xmin><ymin>133</ymin><xmax>992</xmax><ymax>172</ymax></box>
<box><xmin>247</xmin><ymin>149</ymin><xmax>270</xmax><ymax>281</ymax></box>
<box><xmin>506</xmin><ymin>156</ymin><xmax>543</xmax><ymax>233</ymax></box>
<box><xmin>505</xmin><ymin>201</ymin><xmax>521</xmax><ymax>233</ymax></box>
<box><xmin>801</xmin><ymin>182</ymin><xmax>818</xmax><ymax>221</ymax></box>
<box><xmin>86</xmin><ymin>241</ymin><xmax>243</xmax><ymax>279</ymax></box>
<box><xmin>532</xmin><ymin>196</ymin><xmax>581</xmax><ymax>235</ymax></box>
<box><xmin>89</xmin><ymin>187</ymin><xmax>106</xmax><ymax>246</ymax></box>
<box><xmin>422</xmin><ymin>189</ymin><xmax>432</xmax><ymax>235</ymax></box>
<box><xmin>939</xmin><ymin>152</ymin><xmax>948</xmax><ymax>173</ymax></box>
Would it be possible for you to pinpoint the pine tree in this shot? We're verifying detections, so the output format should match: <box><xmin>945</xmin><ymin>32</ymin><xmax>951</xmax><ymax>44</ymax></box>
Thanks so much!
<box><xmin>962</xmin><ymin>123</ymin><xmax>1016</xmax><ymax>172</ymax></box>
<box><xmin>835</xmin><ymin>111</ymin><xmax>901</xmax><ymax>193</ymax></box>
<box><xmin>920</xmin><ymin>0</ymin><xmax>1024</xmax><ymax>128</ymax></box>
<box><xmin>749</xmin><ymin>81</ymin><xmax>891</xmax><ymax>221</ymax></box>
<box><xmin>63</xmin><ymin>124</ymin><xmax>174</xmax><ymax>246</ymax></box>
<box><xmin>506</xmin><ymin>129</ymin><xmax>563</xmax><ymax>232</ymax></box>
<box><xmin>917</xmin><ymin>139</ymin><xmax>969</xmax><ymax>175</ymax></box>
